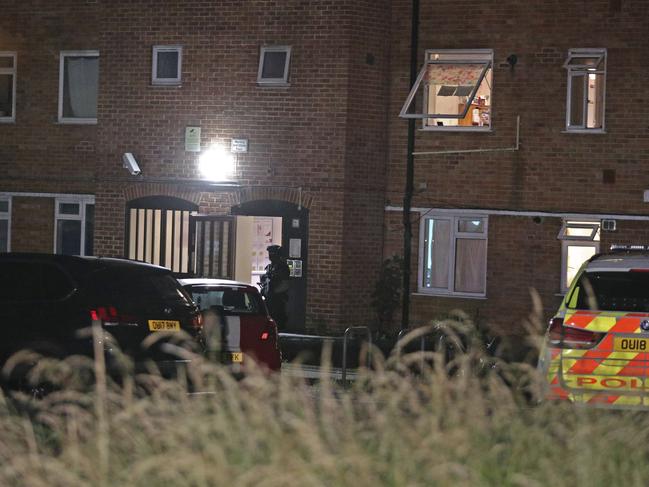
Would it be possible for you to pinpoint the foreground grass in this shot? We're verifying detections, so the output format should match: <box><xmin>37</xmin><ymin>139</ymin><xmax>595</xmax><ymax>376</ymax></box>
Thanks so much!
<box><xmin>1</xmin><ymin>327</ymin><xmax>649</xmax><ymax>486</ymax></box>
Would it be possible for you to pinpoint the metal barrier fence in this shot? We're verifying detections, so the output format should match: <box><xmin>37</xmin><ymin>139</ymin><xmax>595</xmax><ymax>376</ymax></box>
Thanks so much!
<box><xmin>341</xmin><ymin>326</ymin><xmax>372</xmax><ymax>384</ymax></box>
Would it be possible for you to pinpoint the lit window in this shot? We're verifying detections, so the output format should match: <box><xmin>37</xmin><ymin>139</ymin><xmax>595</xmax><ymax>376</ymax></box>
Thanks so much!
<box><xmin>558</xmin><ymin>220</ymin><xmax>600</xmax><ymax>292</ymax></box>
<box><xmin>58</xmin><ymin>51</ymin><xmax>99</xmax><ymax>123</ymax></box>
<box><xmin>257</xmin><ymin>46</ymin><xmax>291</xmax><ymax>86</ymax></box>
<box><xmin>400</xmin><ymin>49</ymin><xmax>493</xmax><ymax>130</ymax></box>
<box><xmin>564</xmin><ymin>49</ymin><xmax>606</xmax><ymax>132</ymax></box>
<box><xmin>419</xmin><ymin>214</ymin><xmax>488</xmax><ymax>296</ymax></box>
<box><xmin>0</xmin><ymin>52</ymin><xmax>16</xmax><ymax>122</ymax></box>
<box><xmin>0</xmin><ymin>196</ymin><xmax>10</xmax><ymax>252</ymax></box>
<box><xmin>152</xmin><ymin>45</ymin><xmax>182</xmax><ymax>85</ymax></box>
<box><xmin>55</xmin><ymin>197</ymin><xmax>95</xmax><ymax>256</ymax></box>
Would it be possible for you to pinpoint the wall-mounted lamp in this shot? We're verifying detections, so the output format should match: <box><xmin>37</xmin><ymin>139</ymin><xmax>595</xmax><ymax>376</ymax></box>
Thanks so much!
<box><xmin>506</xmin><ymin>54</ymin><xmax>518</xmax><ymax>69</ymax></box>
<box><xmin>122</xmin><ymin>152</ymin><xmax>141</xmax><ymax>175</ymax></box>
<box><xmin>199</xmin><ymin>145</ymin><xmax>235</xmax><ymax>181</ymax></box>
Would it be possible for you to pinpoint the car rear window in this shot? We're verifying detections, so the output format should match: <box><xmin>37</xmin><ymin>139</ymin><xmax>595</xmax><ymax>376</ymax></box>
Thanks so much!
<box><xmin>569</xmin><ymin>271</ymin><xmax>649</xmax><ymax>312</ymax></box>
<box><xmin>0</xmin><ymin>261</ymin><xmax>75</xmax><ymax>302</ymax></box>
<box><xmin>186</xmin><ymin>286</ymin><xmax>262</xmax><ymax>314</ymax></box>
<box><xmin>92</xmin><ymin>269</ymin><xmax>193</xmax><ymax>308</ymax></box>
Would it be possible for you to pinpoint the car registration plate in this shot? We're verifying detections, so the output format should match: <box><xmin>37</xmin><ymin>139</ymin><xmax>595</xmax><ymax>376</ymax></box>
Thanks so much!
<box><xmin>614</xmin><ymin>336</ymin><xmax>649</xmax><ymax>352</ymax></box>
<box><xmin>148</xmin><ymin>320</ymin><xmax>181</xmax><ymax>332</ymax></box>
<box><xmin>223</xmin><ymin>352</ymin><xmax>243</xmax><ymax>363</ymax></box>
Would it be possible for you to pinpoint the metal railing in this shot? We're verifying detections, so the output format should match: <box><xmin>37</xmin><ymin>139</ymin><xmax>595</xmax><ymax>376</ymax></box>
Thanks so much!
<box><xmin>341</xmin><ymin>326</ymin><xmax>372</xmax><ymax>384</ymax></box>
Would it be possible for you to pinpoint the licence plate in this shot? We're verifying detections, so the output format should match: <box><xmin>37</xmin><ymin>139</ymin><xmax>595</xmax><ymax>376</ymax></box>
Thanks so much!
<box><xmin>148</xmin><ymin>320</ymin><xmax>181</xmax><ymax>332</ymax></box>
<box><xmin>614</xmin><ymin>336</ymin><xmax>649</xmax><ymax>352</ymax></box>
<box><xmin>224</xmin><ymin>352</ymin><xmax>243</xmax><ymax>363</ymax></box>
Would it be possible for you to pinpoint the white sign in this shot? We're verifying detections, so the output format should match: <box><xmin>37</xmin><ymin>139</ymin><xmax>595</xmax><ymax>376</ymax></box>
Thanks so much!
<box><xmin>289</xmin><ymin>238</ymin><xmax>301</xmax><ymax>258</ymax></box>
<box><xmin>231</xmin><ymin>138</ymin><xmax>249</xmax><ymax>153</ymax></box>
<box><xmin>185</xmin><ymin>127</ymin><xmax>201</xmax><ymax>152</ymax></box>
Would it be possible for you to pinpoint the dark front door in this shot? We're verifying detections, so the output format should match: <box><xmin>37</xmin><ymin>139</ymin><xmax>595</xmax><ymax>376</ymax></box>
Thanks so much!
<box><xmin>231</xmin><ymin>200</ymin><xmax>308</xmax><ymax>333</ymax></box>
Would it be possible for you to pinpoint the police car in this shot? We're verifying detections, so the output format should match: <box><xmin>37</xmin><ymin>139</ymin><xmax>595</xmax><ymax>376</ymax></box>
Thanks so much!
<box><xmin>539</xmin><ymin>245</ymin><xmax>649</xmax><ymax>408</ymax></box>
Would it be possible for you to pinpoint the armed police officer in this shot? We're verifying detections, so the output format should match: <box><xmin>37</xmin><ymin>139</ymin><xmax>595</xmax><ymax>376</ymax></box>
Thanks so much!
<box><xmin>259</xmin><ymin>245</ymin><xmax>290</xmax><ymax>330</ymax></box>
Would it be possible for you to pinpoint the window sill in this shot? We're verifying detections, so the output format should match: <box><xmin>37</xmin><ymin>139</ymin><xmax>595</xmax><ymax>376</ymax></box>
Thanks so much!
<box><xmin>419</xmin><ymin>126</ymin><xmax>492</xmax><ymax>133</ymax></box>
<box><xmin>150</xmin><ymin>82</ymin><xmax>182</xmax><ymax>87</ymax></box>
<box><xmin>57</xmin><ymin>119</ymin><xmax>98</xmax><ymax>125</ymax></box>
<box><xmin>257</xmin><ymin>81</ymin><xmax>290</xmax><ymax>88</ymax></box>
<box><xmin>0</xmin><ymin>118</ymin><xmax>15</xmax><ymax>124</ymax></box>
<box><xmin>413</xmin><ymin>292</ymin><xmax>487</xmax><ymax>300</ymax></box>
<box><xmin>562</xmin><ymin>129</ymin><xmax>606</xmax><ymax>135</ymax></box>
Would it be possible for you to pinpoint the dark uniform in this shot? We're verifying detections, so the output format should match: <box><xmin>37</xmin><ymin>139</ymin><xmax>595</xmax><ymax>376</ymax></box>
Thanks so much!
<box><xmin>260</xmin><ymin>245</ymin><xmax>290</xmax><ymax>330</ymax></box>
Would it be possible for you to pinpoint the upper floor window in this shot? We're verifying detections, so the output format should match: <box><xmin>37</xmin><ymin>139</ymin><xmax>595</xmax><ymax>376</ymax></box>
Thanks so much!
<box><xmin>58</xmin><ymin>51</ymin><xmax>99</xmax><ymax>124</ymax></box>
<box><xmin>0</xmin><ymin>196</ymin><xmax>10</xmax><ymax>252</ymax></box>
<box><xmin>0</xmin><ymin>52</ymin><xmax>16</xmax><ymax>122</ymax></box>
<box><xmin>55</xmin><ymin>197</ymin><xmax>95</xmax><ymax>256</ymax></box>
<box><xmin>257</xmin><ymin>46</ymin><xmax>291</xmax><ymax>86</ymax></box>
<box><xmin>152</xmin><ymin>45</ymin><xmax>182</xmax><ymax>85</ymax></box>
<box><xmin>564</xmin><ymin>49</ymin><xmax>606</xmax><ymax>133</ymax></box>
<box><xmin>419</xmin><ymin>213</ymin><xmax>488</xmax><ymax>297</ymax></box>
<box><xmin>400</xmin><ymin>49</ymin><xmax>493</xmax><ymax>130</ymax></box>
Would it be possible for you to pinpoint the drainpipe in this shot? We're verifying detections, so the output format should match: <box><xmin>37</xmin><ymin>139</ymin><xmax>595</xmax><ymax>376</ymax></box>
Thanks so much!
<box><xmin>402</xmin><ymin>0</ymin><xmax>420</xmax><ymax>330</ymax></box>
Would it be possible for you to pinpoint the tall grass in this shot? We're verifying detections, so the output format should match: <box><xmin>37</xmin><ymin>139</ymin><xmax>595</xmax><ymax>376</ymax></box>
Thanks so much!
<box><xmin>1</xmin><ymin>315</ymin><xmax>649</xmax><ymax>487</ymax></box>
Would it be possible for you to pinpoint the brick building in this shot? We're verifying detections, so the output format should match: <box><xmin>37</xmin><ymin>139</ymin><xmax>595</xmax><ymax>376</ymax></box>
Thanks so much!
<box><xmin>1</xmin><ymin>0</ymin><xmax>649</xmax><ymax>339</ymax></box>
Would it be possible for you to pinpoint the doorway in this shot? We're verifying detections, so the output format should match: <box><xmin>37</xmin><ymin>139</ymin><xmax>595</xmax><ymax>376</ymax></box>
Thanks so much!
<box><xmin>231</xmin><ymin>200</ymin><xmax>308</xmax><ymax>332</ymax></box>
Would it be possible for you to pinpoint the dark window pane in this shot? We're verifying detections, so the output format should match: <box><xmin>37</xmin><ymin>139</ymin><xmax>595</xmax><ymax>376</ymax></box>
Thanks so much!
<box><xmin>0</xmin><ymin>262</ymin><xmax>73</xmax><ymax>301</ymax></box>
<box><xmin>62</xmin><ymin>56</ymin><xmax>98</xmax><ymax>118</ymax></box>
<box><xmin>187</xmin><ymin>286</ymin><xmax>262</xmax><ymax>314</ymax></box>
<box><xmin>85</xmin><ymin>204</ymin><xmax>94</xmax><ymax>256</ymax></box>
<box><xmin>0</xmin><ymin>201</ymin><xmax>8</xmax><ymax>212</ymax></box>
<box><xmin>59</xmin><ymin>202</ymin><xmax>80</xmax><ymax>215</ymax></box>
<box><xmin>0</xmin><ymin>74</ymin><xmax>13</xmax><ymax>117</ymax></box>
<box><xmin>0</xmin><ymin>56</ymin><xmax>13</xmax><ymax>68</ymax></box>
<box><xmin>0</xmin><ymin>220</ymin><xmax>7</xmax><ymax>253</ymax></box>
<box><xmin>57</xmin><ymin>220</ymin><xmax>81</xmax><ymax>255</ymax></box>
<box><xmin>156</xmin><ymin>51</ymin><xmax>179</xmax><ymax>79</ymax></box>
<box><xmin>261</xmin><ymin>51</ymin><xmax>287</xmax><ymax>79</ymax></box>
<box><xmin>573</xmin><ymin>272</ymin><xmax>649</xmax><ymax>312</ymax></box>
<box><xmin>93</xmin><ymin>270</ymin><xmax>193</xmax><ymax>309</ymax></box>
<box><xmin>569</xmin><ymin>75</ymin><xmax>585</xmax><ymax>127</ymax></box>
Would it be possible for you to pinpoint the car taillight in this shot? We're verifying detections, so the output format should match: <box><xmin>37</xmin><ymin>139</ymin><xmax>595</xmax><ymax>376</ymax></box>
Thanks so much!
<box><xmin>90</xmin><ymin>306</ymin><xmax>138</xmax><ymax>327</ymax></box>
<box><xmin>261</xmin><ymin>319</ymin><xmax>279</xmax><ymax>348</ymax></box>
<box><xmin>548</xmin><ymin>317</ymin><xmax>605</xmax><ymax>350</ymax></box>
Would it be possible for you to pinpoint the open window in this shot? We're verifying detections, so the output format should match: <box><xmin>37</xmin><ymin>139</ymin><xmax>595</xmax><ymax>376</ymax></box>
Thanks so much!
<box><xmin>400</xmin><ymin>49</ymin><xmax>493</xmax><ymax>130</ymax></box>
<box><xmin>558</xmin><ymin>220</ymin><xmax>600</xmax><ymax>293</ymax></box>
<box><xmin>257</xmin><ymin>46</ymin><xmax>291</xmax><ymax>86</ymax></box>
<box><xmin>564</xmin><ymin>49</ymin><xmax>606</xmax><ymax>132</ymax></box>
<box><xmin>152</xmin><ymin>45</ymin><xmax>182</xmax><ymax>85</ymax></box>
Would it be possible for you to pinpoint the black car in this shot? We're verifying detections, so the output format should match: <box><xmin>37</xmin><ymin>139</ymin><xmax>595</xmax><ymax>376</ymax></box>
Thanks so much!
<box><xmin>0</xmin><ymin>253</ymin><xmax>204</xmax><ymax>389</ymax></box>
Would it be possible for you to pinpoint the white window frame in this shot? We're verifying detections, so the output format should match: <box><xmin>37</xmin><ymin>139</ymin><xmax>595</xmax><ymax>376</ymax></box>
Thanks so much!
<box><xmin>257</xmin><ymin>46</ymin><xmax>291</xmax><ymax>86</ymax></box>
<box><xmin>400</xmin><ymin>49</ymin><xmax>493</xmax><ymax>131</ymax></box>
<box><xmin>0</xmin><ymin>52</ymin><xmax>16</xmax><ymax>123</ymax></box>
<box><xmin>54</xmin><ymin>196</ymin><xmax>95</xmax><ymax>256</ymax></box>
<box><xmin>0</xmin><ymin>195</ymin><xmax>11</xmax><ymax>252</ymax></box>
<box><xmin>152</xmin><ymin>45</ymin><xmax>183</xmax><ymax>86</ymax></box>
<box><xmin>564</xmin><ymin>48</ymin><xmax>607</xmax><ymax>133</ymax></box>
<box><xmin>418</xmin><ymin>212</ymin><xmax>488</xmax><ymax>298</ymax></box>
<box><xmin>58</xmin><ymin>50</ymin><xmax>99</xmax><ymax>124</ymax></box>
<box><xmin>558</xmin><ymin>220</ymin><xmax>601</xmax><ymax>293</ymax></box>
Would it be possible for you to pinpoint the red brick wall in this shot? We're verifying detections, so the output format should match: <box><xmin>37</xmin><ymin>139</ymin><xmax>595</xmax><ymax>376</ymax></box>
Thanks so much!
<box><xmin>11</xmin><ymin>197</ymin><xmax>54</xmax><ymax>253</ymax></box>
<box><xmin>385</xmin><ymin>0</ymin><xmax>649</xmax><ymax>336</ymax></box>
<box><xmin>1</xmin><ymin>1</ymin><xmax>391</xmax><ymax>332</ymax></box>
